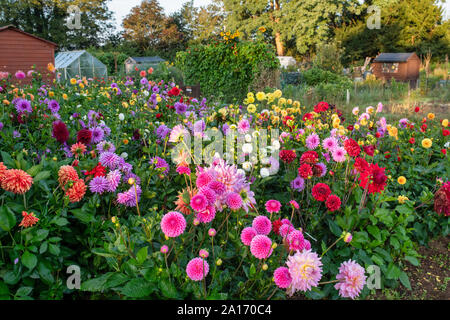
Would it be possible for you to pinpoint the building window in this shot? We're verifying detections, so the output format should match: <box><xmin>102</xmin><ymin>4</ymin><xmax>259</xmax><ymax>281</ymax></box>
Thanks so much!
<box><xmin>382</xmin><ymin>63</ymin><xmax>399</xmax><ymax>73</ymax></box>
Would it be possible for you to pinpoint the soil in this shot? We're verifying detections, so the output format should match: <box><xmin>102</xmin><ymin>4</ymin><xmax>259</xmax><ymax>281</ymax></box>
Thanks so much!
<box><xmin>369</xmin><ymin>236</ymin><xmax>450</xmax><ymax>300</ymax></box>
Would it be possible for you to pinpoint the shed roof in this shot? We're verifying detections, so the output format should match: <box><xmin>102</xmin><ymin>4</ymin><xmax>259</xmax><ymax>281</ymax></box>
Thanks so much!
<box><xmin>128</xmin><ymin>56</ymin><xmax>165</xmax><ymax>63</ymax></box>
<box><xmin>55</xmin><ymin>50</ymin><xmax>87</xmax><ymax>68</ymax></box>
<box><xmin>373</xmin><ymin>53</ymin><xmax>416</xmax><ymax>62</ymax></box>
<box><xmin>0</xmin><ymin>25</ymin><xmax>58</xmax><ymax>47</ymax></box>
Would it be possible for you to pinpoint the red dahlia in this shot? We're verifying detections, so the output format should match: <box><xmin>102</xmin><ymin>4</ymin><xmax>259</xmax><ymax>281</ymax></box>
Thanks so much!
<box><xmin>272</xmin><ymin>219</ymin><xmax>283</xmax><ymax>235</ymax></box>
<box><xmin>77</xmin><ymin>129</ymin><xmax>92</xmax><ymax>145</ymax></box>
<box><xmin>343</xmin><ymin>138</ymin><xmax>360</xmax><ymax>157</ymax></box>
<box><xmin>300</xmin><ymin>151</ymin><xmax>318</xmax><ymax>165</ymax></box>
<box><xmin>52</xmin><ymin>121</ymin><xmax>69</xmax><ymax>144</ymax></box>
<box><xmin>298</xmin><ymin>163</ymin><xmax>313</xmax><ymax>179</ymax></box>
<box><xmin>279</xmin><ymin>150</ymin><xmax>297</xmax><ymax>164</ymax></box>
<box><xmin>326</xmin><ymin>194</ymin><xmax>341</xmax><ymax>212</ymax></box>
<box><xmin>354</xmin><ymin>157</ymin><xmax>369</xmax><ymax>173</ymax></box>
<box><xmin>363</xmin><ymin>145</ymin><xmax>375</xmax><ymax>156</ymax></box>
<box><xmin>358</xmin><ymin>163</ymin><xmax>387</xmax><ymax>194</ymax></box>
<box><xmin>312</xmin><ymin>183</ymin><xmax>331</xmax><ymax>202</ymax></box>
<box><xmin>314</xmin><ymin>101</ymin><xmax>329</xmax><ymax>113</ymax></box>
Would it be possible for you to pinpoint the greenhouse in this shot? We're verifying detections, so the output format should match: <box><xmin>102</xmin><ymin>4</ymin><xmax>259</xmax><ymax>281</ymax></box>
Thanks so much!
<box><xmin>55</xmin><ymin>50</ymin><xmax>108</xmax><ymax>82</ymax></box>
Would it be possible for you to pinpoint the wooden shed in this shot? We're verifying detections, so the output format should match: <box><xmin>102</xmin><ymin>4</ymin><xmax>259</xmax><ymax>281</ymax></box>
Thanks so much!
<box><xmin>372</xmin><ymin>52</ymin><xmax>420</xmax><ymax>87</ymax></box>
<box><xmin>0</xmin><ymin>25</ymin><xmax>57</xmax><ymax>84</ymax></box>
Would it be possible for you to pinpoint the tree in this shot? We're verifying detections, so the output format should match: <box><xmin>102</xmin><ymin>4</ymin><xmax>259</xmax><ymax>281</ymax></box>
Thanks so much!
<box><xmin>0</xmin><ymin>0</ymin><xmax>114</xmax><ymax>49</ymax></box>
<box><xmin>122</xmin><ymin>0</ymin><xmax>182</xmax><ymax>53</ymax></box>
<box><xmin>222</xmin><ymin>0</ymin><xmax>361</xmax><ymax>57</ymax></box>
<box><xmin>335</xmin><ymin>0</ymin><xmax>450</xmax><ymax>65</ymax></box>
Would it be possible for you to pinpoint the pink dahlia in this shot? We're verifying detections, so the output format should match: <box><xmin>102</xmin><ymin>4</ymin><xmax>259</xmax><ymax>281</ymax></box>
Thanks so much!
<box><xmin>287</xmin><ymin>230</ymin><xmax>306</xmax><ymax>251</ymax></box>
<box><xmin>241</xmin><ymin>227</ymin><xmax>257</xmax><ymax>246</ymax></box>
<box><xmin>274</xmin><ymin>267</ymin><xmax>292</xmax><ymax>289</ymax></box>
<box><xmin>190</xmin><ymin>194</ymin><xmax>208</xmax><ymax>212</ymax></box>
<box><xmin>160</xmin><ymin>245</ymin><xmax>169</xmax><ymax>254</ymax></box>
<box><xmin>279</xmin><ymin>223</ymin><xmax>295</xmax><ymax>238</ymax></box>
<box><xmin>196</xmin><ymin>172</ymin><xmax>214</xmax><ymax>188</ymax></box>
<box><xmin>208</xmin><ymin>180</ymin><xmax>226</xmax><ymax>195</ymax></box>
<box><xmin>199</xmin><ymin>249</ymin><xmax>209</xmax><ymax>258</ymax></box>
<box><xmin>335</xmin><ymin>259</ymin><xmax>366</xmax><ymax>299</ymax></box>
<box><xmin>196</xmin><ymin>205</ymin><xmax>216</xmax><ymax>223</ymax></box>
<box><xmin>160</xmin><ymin>211</ymin><xmax>186</xmax><ymax>238</ymax></box>
<box><xmin>252</xmin><ymin>215</ymin><xmax>272</xmax><ymax>235</ymax></box>
<box><xmin>286</xmin><ymin>250</ymin><xmax>322</xmax><ymax>294</ymax></box>
<box><xmin>199</xmin><ymin>187</ymin><xmax>217</xmax><ymax>205</ymax></box>
<box><xmin>250</xmin><ymin>235</ymin><xmax>272</xmax><ymax>259</ymax></box>
<box><xmin>226</xmin><ymin>192</ymin><xmax>243</xmax><ymax>211</ymax></box>
<box><xmin>186</xmin><ymin>257</ymin><xmax>209</xmax><ymax>281</ymax></box>
<box><xmin>265</xmin><ymin>199</ymin><xmax>281</xmax><ymax>214</ymax></box>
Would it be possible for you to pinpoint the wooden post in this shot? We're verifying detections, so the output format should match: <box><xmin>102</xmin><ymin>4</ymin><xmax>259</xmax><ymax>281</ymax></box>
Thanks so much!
<box><xmin>346</xmin><ymin>89</ymin><xmax>350</xmax><ymax>104</ymax></box>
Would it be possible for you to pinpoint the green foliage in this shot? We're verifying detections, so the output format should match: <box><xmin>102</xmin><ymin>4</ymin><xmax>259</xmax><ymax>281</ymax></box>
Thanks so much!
<box><xmin>176</xmin><ymin>38</ymin><xmax>280</xmax><ymax>102</ymax></box>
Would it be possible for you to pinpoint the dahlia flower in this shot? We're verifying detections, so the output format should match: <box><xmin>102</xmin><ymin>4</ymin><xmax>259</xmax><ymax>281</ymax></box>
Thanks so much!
<box><xmin>160</xmin><ymin>211</ymin><xmax>186</xmax><ymax>238</ymax></box>
<box><xmin>286</xmin><ymin>250</ymin><xmax>322</xmax><ymax>294</ymax></box>
<box><xmin>1</xmin><ymin>169</ymin><xmax>33</xmax><ymax>194</ymax></box>
<box><xmin>252</xmin><ymin>216</ymin><xmax>272</xmax><ymax>235</ymax></box>
<box><xmin>265</xmin><ymin>199</ymin><xmax>281</xmax><ymax>213</ymax></box>
<box><xmin>273</xmin><ymin>267</ymin><xmax>292</xmax><ymax>289</ymax></box>
<box><xmin>250</xmin><ymin>235</ymin><xmax>273</xmax><ymax>259</ymax></box>
<box><xmin>19</xmin><ymin>211</ymin><xmax>39</xmax><ymax>228</ymax></box>
<box><xmin>335</xmin><ymin>260</ymin><xmax>366</xmax><ymax>299</ymax></box>
<box><xmin>186</xmin><ymin>257</ymin><xmax>209</xmax><ymax>281</ymax></box>
<box><xmin>241</xmin><ymin>227</ymin><xmax>258</xmax><ymax>246</ymax></box>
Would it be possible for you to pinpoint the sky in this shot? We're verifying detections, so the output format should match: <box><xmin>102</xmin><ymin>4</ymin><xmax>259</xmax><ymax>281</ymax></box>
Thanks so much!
<box><xmin>108</xmin><ymin>0</ymin><xmax>449</xmax><ymax>31</ymax></box>
<box><xmin>109</xmin><ymin>0</ymin><xmax>212</xmax><ymax>30</ymax></box>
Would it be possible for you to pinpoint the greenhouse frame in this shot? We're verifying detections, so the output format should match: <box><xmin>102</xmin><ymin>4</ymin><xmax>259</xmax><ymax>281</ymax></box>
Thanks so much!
<box><xmin>55</xmin><ymin>50</ymin><xmax>108</xmax><ymax>82</ymax></box>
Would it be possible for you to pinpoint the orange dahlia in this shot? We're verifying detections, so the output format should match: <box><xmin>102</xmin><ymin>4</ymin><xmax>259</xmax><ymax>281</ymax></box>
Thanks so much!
<box><xmin>174</xmin><ymin>187</ymin><xmax>197</xmax><ymax>215</ymax></box>
<box><xmin>19</xmin><ymin>211</ymin><xmax>39</xmax><ymax>228</ymax></box>
<box><xmin>1</xmin><ymin>169</ymin><xmax>33</xmax><ymax>194</ymax></box>
<box><xmin>0</xmin><ymin>162</ymin><xmax>7</xmax><ymax>182</ymax></box>
<box><xmin>58</xmin><ymin>165</ymin><xmax>79</xmax><ymax>188</ymax></box>
<box><xmin>70</xmin><ymin>142</ymin><xmax>87</xmax><ymax>158</ymax></box>
<box><xmin>65</xmin><ymin>179</ymin><xmax>86</xmax><ymax>203</ymax></box>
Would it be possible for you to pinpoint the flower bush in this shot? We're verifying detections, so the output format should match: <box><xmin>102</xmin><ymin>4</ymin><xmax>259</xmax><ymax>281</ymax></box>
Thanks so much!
<box><xmin>0</xmin><ymin>68</ymin><xmax>448</xmax><ymax>300</ymax></box>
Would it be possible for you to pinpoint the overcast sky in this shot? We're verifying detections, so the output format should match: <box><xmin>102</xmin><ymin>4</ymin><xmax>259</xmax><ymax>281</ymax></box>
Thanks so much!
<box><xmin>109</xmin><ymin>0</ymin><xmax>449</xmax><ymax>31</ymax></box>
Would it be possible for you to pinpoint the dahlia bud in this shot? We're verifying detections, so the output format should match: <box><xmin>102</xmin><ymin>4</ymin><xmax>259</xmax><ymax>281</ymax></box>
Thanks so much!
<box><xmin>344</xmin><ymin>232</ymin><xmax>352</xmax><ymax>243</ymax></box>
<box><xmin>216</xmin><ymin>258</ymin><xmax>222</xmax><ymax>266</ymax></box>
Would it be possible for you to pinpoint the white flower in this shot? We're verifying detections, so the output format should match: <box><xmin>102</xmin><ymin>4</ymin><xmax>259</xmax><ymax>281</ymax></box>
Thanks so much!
<box><xmin>271</xmin><ymin>140</ymin><xmax>280</xmax><ymax>150</ymax></box>
<box><xmin>119</xmin><ymin>113</ymin><xmax>125</xmax><ymax>121</ymax></box>
<box><xmin>444</xmin><ymin>141</ymin><xmax>450</xmax><ymax>148</ymax></box>
<box><xmin>69</xmin><ymin>116</ymin><xmax>73</xmax><ymax>120</ymax></box>
<box><xmin>260</xmin><ymin>168</ymin><xmax>270</xmax><ymax>177</ymax></box>
<box><xmin>252</xmin><ymin>130</ymin><xmax>260</xmax><ymax>138</ymax></box>
<box><xmin>143</xmin><ymin>90</ymin><xmax>149</xmax><ymax>97</ymax></box>
<box><xmin>82</xmin><ymin>115</ymin><xmax>87</xmax><ymax>120</ymax></box>
<box><xmin>120</xmin><ymin>152</ymin><xmax>128</xmax><ymax>159</ymax></box>
<box><xmin>99</xmin><ymin>120</ymin><xmax>105</xmax><ymax>126</ymax></box>
<box><xmin>245</xmin><ymin>134</ymin><xmax>252</xmax><ymax>142</ymax></box>
<box><xmin>242</xmin><ymin>143</ymin><xmax>253</xmax><ymax>154</ymax></box>
<box><xmin>76</xmin><ymin>104</ymin><xmax>81</xmax><ymax>109</ymax></box>
<box><xmin>242</xmin><ymin>161</ymin><xmax>252</xmax><ymax>171</ymax></box>
<box><xmin>237</xmin><ymin>168</ymin><xmax>246</xmax><ymax>176</ymax></box>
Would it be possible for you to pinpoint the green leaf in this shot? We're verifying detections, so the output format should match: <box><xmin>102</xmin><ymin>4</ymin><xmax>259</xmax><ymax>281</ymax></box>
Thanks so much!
<box><xmin>0</xmin><ymin>206</ymin><xmax>16</xmax><ymax>231</ymax></box>
<box><xmin>27</xmin><ymin>164</ymin><xmax>42</xmax><ymax>177</ymax></box>
<box><xmin>328</xmin><ymin>219</ymin><xmax>342</xmax><ymax>237</ymax></box>
<box><xmin>119</xmin><ymin>279</ymin><xmax>154</xmax><ymax>298</ymax></box>
<box><xmin>38</xmin><ymin>261</ymin><xmax>54</xmax><ymax>285</ymax></box>
<box><xmin>33</xmin><ymin>171</ymin><xmax>51</xmax><ymax>182</ymax></box>
<box><xmin>35</xmin><ymin>229</ymin><xmax>49</xmax><ymax>242</ymax></box>
<box><xmin>136</xmin><ymin>246</ymin><xmax>148</xmax><ymax>265</ymax></box>
<box><xmin>71</xmin><ymin>209</ymin><xmax>95</xmax><ymax>223</ymax></box>
<box><xmin>104</xmin><ymin>273</ymin><xmax>129</xmax><ymax>289</ymax></box>
<box><xmin>15</xmin><ymin>287</ymin><xmax>33</xmax><ymax>297</ymax></box>
<box><xmin>405</xmin><ymin>256</ymin><xmax>420</xmax><ymax>266</ymax></box>
<box><xmin>52</xmin><ymin>217</ymin><xmax>69</xmax><ymax>226</ymax></box>
<box><xmin>367</xmin><ymin>225</ymin><xmax>380</xmax><ymax>240</ymax></box>
<box><xmin>1</xmin><ymin>151</ymin><xmax>15</xmax><ymax>168</ymax></box>
<box><xmin>386</xmin><ymin>263</ymin><xmax>401</xmax><ymax>280</ymax></box>
<box><xmin>21</xmin><ymin>251</ymin><xmax>37</xmax><ymax>270</ymax></box>
<box><xmin>81</xmin><ymin>274</ymin><xmax>112</xmax><ymax>292</ymax></box>
<box><xmin>159</xmin><ymin>279</ymin><xmax>178</xmax><ymax>298</ymax></box>
<box><xmin>399</xmin><ymin>271</ymin><xmax>411</xmax><ymax>290</ymax></box>
<box><xmin>0</xmin><ymin>281</ymin><xmax>10</xmax><ymax>299</ymax></box>
<box><xmin>48</xmin><ymin>243</ymin><xmax>60</xmax><ymax>255</ymax></box>
<box><xmin>249</xmin><ymin>263</ymin><xmax>256</xmax><ymax>277</ymax></box>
